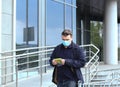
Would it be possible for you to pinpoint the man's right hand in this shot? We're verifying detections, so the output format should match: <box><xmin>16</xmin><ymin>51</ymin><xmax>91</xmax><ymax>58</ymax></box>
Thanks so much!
<box><xmin>52</xmin><ymin>59</ymin><xmax>57</xmax><ymax>65</ymax></box>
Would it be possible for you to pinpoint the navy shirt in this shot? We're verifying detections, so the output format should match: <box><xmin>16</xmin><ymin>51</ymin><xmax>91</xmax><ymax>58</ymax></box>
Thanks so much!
<box><xmin>50</xmin><ymin>42</ymin><xmax>86</xmax><ymax>83</ymax></box>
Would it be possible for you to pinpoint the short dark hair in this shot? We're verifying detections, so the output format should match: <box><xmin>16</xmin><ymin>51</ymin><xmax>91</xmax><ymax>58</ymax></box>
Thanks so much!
<box><xmin>62</xmin><ymin>29</ymin><xmax>72</xmax><ymax>36</ymax></box>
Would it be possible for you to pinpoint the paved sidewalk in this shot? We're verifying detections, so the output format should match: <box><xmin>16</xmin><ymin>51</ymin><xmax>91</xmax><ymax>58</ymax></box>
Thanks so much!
<box><xmin>18</xmin><ymin>71</ymin><xmax>55</xmax><ymax>87</ymax></box>
<box><xmin>98</xmin><ymin>62</ymin><xmax>120</xmax><ymax>71</ymax></box>
<box><xmin>1</xmin><ymin>70</ymin><xmax>55</xmax><ymax>87</ymax></box>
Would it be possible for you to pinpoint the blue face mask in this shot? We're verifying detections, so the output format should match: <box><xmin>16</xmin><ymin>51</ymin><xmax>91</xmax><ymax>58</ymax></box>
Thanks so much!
<box><xmin>62</xmin><ymin>40</ymin><xmax>71</xmax><ymax>47</ymax></box>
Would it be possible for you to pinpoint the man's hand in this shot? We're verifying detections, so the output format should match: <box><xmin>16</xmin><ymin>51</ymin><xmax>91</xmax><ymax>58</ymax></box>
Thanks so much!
<box><xmin>52</xmin><ymin>59</ymin><xmax>65</xmax><ymax>65</ymax></box>
<box><xmin>61</xmin><ymin>59</ymin><xmax>65</xmax><ymax>65</ymax></box>
<box><xmin>52</xmin><ymin>59</ymin><xmax>57</xmax><ymax>65</ymax></box>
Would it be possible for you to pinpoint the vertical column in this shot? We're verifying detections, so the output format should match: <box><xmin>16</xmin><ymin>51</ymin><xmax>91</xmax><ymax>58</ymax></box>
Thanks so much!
<box><xmin>0</xmin><ymin>0</ymin><xmax>1</xmax><ymax>51</ymax></box>
<box><xmin>13</xmin><ymin>0</ymin><xmax>16</xmax><ymax>85</ymax></box>
<box><xmin>39</xmin><ymin>0</ymin><xmax>46</xmax><ymax>86</ymax></box>
<box><xmin>39</xmin><ymin>0</ymin><xmax>46</xmax><ymax>47</ymax></box>
<box><xmin>1</xmin><ymin>0</ymin><xmax>15</xmax><ymax>85</ymax></box>
<box><xmin>0</xmin><ymin>0</ymin><xmax>2</xmax><ymax>85</ymax></box>
<box><xmin>104</xmin><ymin>0</ymin><xmax>118</xmax><ymax>64</ymax></box>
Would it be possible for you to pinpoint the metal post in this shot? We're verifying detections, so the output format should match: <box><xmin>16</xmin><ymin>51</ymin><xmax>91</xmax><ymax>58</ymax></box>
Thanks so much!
<box><xmin>37</xmin><ymin>0</ymin><xmax>39</xmax><ymax>47</ymax></box>
<box><xmin>85</xmin><ymin>66</ymin><xmax>90</xmax><ymax>83</ymax></box>
<box><xmin>26</xmin><ymin>0</ymin><xmax>29</xmax><ymax>46</ymax></box>
<box><xmin>26</xmin><ymin>50</ymin><xmax>29</xmax><ymax>78</ymax></box>
<box><xmin>64</xmin><ymin>0</ymin><xmax>65</xmax><ymax>29</ymax></box>
<box><xmin>15</xmin><ymin>59</ymin><xmax>18</xmax><ymax>87</ymax></box>
<box><xmin>78</xmin><ymin>80</ymin><xmax>82</xmax><ymax>87</ymax></box>
<box><xmin>26</xmin><ymin>0</ymin><xmax>29</xmax><ymax>79</ymax></box>
<box><xmin>44</xmin><ymin>0</ymin><xmax>47</xmax><ymax>73</ymax></box>
<box><xmin>40</xmin><ymin>52</ymin><xmax>42</xmax><ymax>87</ymax></box>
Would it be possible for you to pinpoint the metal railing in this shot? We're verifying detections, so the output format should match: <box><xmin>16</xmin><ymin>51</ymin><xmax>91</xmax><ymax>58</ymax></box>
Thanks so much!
<box><xmin>78</xmin><ymin>78</ymin><xmax>120</xmax><ymax>87</ymax></box>
<box><xmin>0</xmin><ymin>44</ymin><xmax>99</xmax><ymax>87</ymax></box>
<box><xmin>0</xmin><ymin>46</ymin><xmax>55</xmax><ymax>87</ymax></box>
<box><xmin>93</xmin><ymin>68</ymin><xmax>120</xmax><ymax>82</ymax></box>
<box><xmin>80</xmin><ymin>44</ymin><xmax>100</xmax><ymax>83</ymax></box>
<box><xmin>49</xmin><ymin>74</ymin><xmax>120</xmax><ymax>87</ymax></box>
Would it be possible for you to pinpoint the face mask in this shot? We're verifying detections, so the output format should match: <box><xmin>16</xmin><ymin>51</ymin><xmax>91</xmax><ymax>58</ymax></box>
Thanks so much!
<box><xmin>62</xmin><ymin>40</ymin><xmax>71</xmax><ymax>47</ymax></box>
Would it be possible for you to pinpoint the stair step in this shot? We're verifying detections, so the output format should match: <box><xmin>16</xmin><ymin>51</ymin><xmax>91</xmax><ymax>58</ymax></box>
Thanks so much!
<box><xmin>91</xmin><ymin>79</ymin><xmax>105</xmax><ymax>82</ymax></box>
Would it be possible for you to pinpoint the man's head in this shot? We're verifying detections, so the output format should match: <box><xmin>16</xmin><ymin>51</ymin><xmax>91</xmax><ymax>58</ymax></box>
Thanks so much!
<box><xmin>61</xmin><ymin>29</ymin><xmax>73</xmax><ymax>47</ymax></box>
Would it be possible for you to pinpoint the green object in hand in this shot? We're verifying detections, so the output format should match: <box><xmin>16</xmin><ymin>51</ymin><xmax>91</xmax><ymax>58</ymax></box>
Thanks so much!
<box><xmin>54</xmin><ymin>58</ymin><xmax>62</xmax><ymax>64</ymax></box>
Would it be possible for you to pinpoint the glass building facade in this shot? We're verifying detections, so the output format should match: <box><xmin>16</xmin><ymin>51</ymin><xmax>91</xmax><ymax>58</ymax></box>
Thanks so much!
<box><xmin>16</xmin><ymin>0</ymin><xmax>77</xmax><ymax>71</ymax></box>
<box><xmin>16</xmin><ymin>0</ymin><xmax>38</xmax><ymax>47</ymax></box>
<box><xmin>1</xmin><ymin>0</ymin><xmax>120</xmax><ymax>85</ymax></box>
<box><xmin>46</xmin><ymin>0</ymin><xmax>76</xmax><ymax>45</ymax></box>
<box><xmin>16</xmin><ymin>0</ymin><xmax>103</xmax><ymax>46</ymax></box>
<box><xmin>16</xmin><ymin>0</ymin><xmax>120</xmax><ymax>61</ymax></box>
<box><xmin>16</xmin><ymin>0</ymin><xmax>76</xmax><ymax>47</ymax></box>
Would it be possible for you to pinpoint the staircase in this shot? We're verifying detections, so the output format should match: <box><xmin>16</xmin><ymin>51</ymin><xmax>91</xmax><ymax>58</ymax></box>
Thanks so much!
<box><xmin>79</xmin><ymin>64</ymin><xmax>120</xmax><ymax>87</ymax></box>
<box><xmin>90</xmin><ymin>63</ymin><xmax>120</xmax><ymax>84</ymax></box>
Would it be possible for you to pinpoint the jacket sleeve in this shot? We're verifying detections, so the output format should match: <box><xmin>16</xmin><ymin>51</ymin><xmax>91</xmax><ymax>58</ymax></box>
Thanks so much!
<box><xmin>49</xmin><ymin>47</ymin><xmax>57</xmax><ymax>67</ymax></box>
<box><xmin>65</xmin><ymin>47</ymin><xmax>86</xmax><ymax>68</ymax></box>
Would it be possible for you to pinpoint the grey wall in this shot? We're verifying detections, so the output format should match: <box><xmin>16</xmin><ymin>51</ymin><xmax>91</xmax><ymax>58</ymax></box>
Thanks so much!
<box><xmin>2</xmin><ymin>0</ymin><xmax>14</xmax><ymax>51</ymax></box>
<box><xmin>1</xmin><ymin>0</ymin><xmax>15</xmax><ymax>84</ymax></box>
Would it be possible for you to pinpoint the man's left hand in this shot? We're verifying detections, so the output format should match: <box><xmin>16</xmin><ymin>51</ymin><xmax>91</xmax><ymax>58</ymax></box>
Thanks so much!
<box><xmin>61</xmin><ymin>59</ymin><xmax>65</xmax><ymax>65</ymax></box>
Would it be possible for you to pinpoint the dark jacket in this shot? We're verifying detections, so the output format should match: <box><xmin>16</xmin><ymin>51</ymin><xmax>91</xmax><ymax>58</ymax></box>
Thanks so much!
<box><xmin>49</xmin><ymin>42</ymin><xmax>86</xmax><ymax>84</ymax></box>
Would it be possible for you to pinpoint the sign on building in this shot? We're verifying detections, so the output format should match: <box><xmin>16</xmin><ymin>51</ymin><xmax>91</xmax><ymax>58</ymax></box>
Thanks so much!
<box><xmin>23</xmin><ymin>27</ymin><xmax>34</xmax><ymax>42</ymax></box>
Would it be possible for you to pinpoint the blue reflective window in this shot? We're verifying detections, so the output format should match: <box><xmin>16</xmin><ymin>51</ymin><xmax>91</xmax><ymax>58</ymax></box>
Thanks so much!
<box><xmin>72</xmin><ymin>1</ymin><xmax>76</xmax><ymax>42</ymax></box>
<box><xmin>65</xmin><ymin>5</ymin><xmax>72</xmax><ymax>29</ymax></box>
<box><xmin>46</xmin><ymin>0</ymin><xmax>64</xmax><ymax>46</ymax></box>
<box><xmin>73</xmin><ymin>0</ymin><xmax>76</xmax><ymax>6</ymax></box>
<box><xmin>16</xmin><ymin>0</ymin><xmax>26</xmax><ymax>45</ymax></box>
<box><xmin>16</xmin><ymin>0</ymin><xmax>38</xmax><ymax>48</ymax></box>
<box><xmin>28</xmin><ymin>0</ymin><xmax>37</xmax><ymax>45</ymax></box>
<box><xmin>65</xmin><ymin>0</ymin><xmax>72</xmax><ymax>4</ymax></box>
<box><xmin>46</xmin><ymin>0</ymin><xmax>76</xmax><ymax>45</ymax></box>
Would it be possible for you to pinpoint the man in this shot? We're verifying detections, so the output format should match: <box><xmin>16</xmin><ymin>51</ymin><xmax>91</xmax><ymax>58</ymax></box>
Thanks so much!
<box><xmin>49</xmin><ymin>29</ymin><xmax>86</xmax><ymax>87</ymax></box>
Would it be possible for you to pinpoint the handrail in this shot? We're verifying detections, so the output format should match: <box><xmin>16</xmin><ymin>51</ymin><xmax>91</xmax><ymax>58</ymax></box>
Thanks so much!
<box><xmin>0</xmin><ymin>49</ymin><xmax>54</xmax><ymax>59</ymax></box>
<box><xmin>84</xmin><ymin>44</ymin><xmax>100</xmax><ymax>67</ymax></box>
<box><xmin>0</xmin><ymin>45</ymin><xmax>55</xmax><ymax>54</ymax></box>
<box><xmin>78</xmin><ymin>77</ymin><xmax>120</xmax><ymax>86</ymax></box>
<box><xmin>80</xmin><ymin>44</ymin><xmax>100</xmax><ymax>83</ymax></box>
<box><xmin>0</xmin><ymin>44</ymin><xmax>100</xmax><ymax>87</ymax></box>
<box><xmin>110</xmin><ymin>78</ymin><xmax>120</xmax><ymax>83</ymax></box>
<box><xmin>93</xmin><ymin>68</ymin><xmax>120</xmax><ymax>82</ymax></box>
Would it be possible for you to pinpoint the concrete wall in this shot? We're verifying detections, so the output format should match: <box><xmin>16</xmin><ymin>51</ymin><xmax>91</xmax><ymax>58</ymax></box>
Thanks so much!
<box><xmin>1</xmin><ymin>0</ymin><xmax>15</xmax><ymax>85</ymax></box>
<box><xmin>2</xmin><ymin>0</ymin><xmax>14</xmax><ymax>51</ymax></box>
